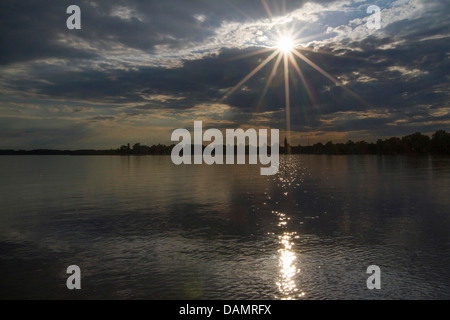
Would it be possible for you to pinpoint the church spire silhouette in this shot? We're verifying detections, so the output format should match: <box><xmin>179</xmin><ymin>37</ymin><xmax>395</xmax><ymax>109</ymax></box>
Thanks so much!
<box><xmin>284</xmin><ymin>137</ymin><xmax>291</xmax><ymax>154</ymax></box>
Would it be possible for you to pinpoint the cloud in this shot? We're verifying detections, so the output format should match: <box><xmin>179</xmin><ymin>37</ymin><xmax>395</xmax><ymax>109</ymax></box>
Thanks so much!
<box><xmin>0</xmin><ymin>0</ymin><xmax>448</xmax><ymax>148</ymax></box>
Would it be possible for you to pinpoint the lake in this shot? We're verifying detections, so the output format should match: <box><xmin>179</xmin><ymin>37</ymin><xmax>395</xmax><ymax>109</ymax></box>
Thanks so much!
<box><xmin>0</xmin><ymin>155</ymin><xmax>449</xmax><ymax>299</ymax></box>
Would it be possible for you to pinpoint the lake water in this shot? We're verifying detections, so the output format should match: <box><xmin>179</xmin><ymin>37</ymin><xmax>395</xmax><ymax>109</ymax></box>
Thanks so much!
<box><xmin>0</xmin><ymin>155</ymin><xmax>449</xmax><ymax>300</ymax></box>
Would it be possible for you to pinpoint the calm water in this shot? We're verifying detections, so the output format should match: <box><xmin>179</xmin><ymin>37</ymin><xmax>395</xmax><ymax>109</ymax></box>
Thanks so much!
<box><xmin>0</xmin><ymin>155</ymin><xmax>449</xmax><ymax>300</ymax></box>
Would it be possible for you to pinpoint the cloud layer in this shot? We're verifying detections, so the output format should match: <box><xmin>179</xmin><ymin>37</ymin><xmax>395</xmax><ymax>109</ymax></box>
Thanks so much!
<box><xmin>0</xmin><ymin>0</ymin><xmax>448</xmax><ymax>148</ymax></box>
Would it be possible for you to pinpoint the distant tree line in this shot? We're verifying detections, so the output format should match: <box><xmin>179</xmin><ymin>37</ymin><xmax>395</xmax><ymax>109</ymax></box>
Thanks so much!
<box><xmin>118</xmin><ymin>143</ymin><xmax>173</xmax><ymax>155</ymax></box>
<box><xmin>286</xmin><ymin>130</ymin><xmax>450</xmax><ymax>155</ymax></box>
<box><xmin>119</xmin><ymin>130</ymin><xmax>450</xmax><ymax>155</ymax></box>
<box><xmin>0</xmin><ymin>130</ymin><xmax>449</xmax><ymax>155</ymax></box>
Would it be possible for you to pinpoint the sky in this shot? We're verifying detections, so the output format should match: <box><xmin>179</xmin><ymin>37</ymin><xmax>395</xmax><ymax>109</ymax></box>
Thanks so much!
<box><xmin>0</xmin><ymin>0</ymin><xmax>448</xmax><ymax>149</ymax></box>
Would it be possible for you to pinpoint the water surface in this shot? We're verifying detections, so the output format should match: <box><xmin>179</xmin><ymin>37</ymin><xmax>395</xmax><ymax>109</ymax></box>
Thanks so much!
<box><xmin>0</xmin><ymin>155</ymin><xmax>449</xmax><ymax>299</ymax></box>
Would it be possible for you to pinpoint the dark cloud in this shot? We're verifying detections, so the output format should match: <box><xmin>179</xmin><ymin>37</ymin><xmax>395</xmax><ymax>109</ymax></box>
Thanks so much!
<box><xmin>3</xmin><ymin>32</ymin><xmax>448</xmax><ymax>133</ymax></box>
<box><xmin>0</xmin><ymin>0</ymin><xmax>448</xmax><ymax>148</ymax></box>
<box><xmin>89</xmin><ymin>116</ymin><xmax>115</xmax><ymax>121</ymax></box>
<box><xmin>0</xmin><ymin>0</ymin><xmax>316</xmax><ymax>64</ymax></box>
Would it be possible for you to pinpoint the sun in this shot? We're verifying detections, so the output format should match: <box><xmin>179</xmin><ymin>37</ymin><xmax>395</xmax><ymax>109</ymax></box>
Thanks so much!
<box><xmin>277</xmin><ymin>36</ymin><xmax>295</xmax><ymax>53</ymax></box>
<box><xmin>219</xmin><ymin>22</ymin><xmax>366</xmax><ymax>145</ymax></box>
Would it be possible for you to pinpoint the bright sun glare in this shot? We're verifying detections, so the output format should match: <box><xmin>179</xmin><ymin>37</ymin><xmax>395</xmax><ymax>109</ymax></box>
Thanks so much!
<box><xmin>277</xmin><ymin>36</ymin><xmax>295</xmax><ymax>53</ymax></box>
<box><xmin>220</xmin><ymin>23</ymin><xmax>365</xmax><ymax>145</ymax></box>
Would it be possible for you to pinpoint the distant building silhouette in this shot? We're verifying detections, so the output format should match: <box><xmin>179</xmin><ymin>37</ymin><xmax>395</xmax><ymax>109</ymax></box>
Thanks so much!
<box><xmin>284</xmin><ymin>137</ymin><xmax>291</xmax><ymax>154</ymax></box>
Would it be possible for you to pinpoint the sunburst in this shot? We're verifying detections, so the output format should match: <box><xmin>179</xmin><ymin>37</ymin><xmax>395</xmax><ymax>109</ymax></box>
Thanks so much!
<box><xmin>218</xmin><ymin>5</ymin><xmax>367</xmax><ymax>148</ymax></box>
<box><xmin>277</xmin><ymin>36</ymin><xmax>295</xmax><ymax>54</ymax></box>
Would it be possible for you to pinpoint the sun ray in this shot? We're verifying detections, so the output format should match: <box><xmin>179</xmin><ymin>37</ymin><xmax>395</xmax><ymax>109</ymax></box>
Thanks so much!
<box><xmin>261</xmin><ymin>0</ymin><xmax>273</xmax><ymax>20</ymax></box>
<box><xmin>284</xmin><ymin>52</ymin><xmax>291</xmax><ymax>139</ymax></box>
<box><xmin>272</xmin><ymin>1</ymin><xmax>281</xmax><ymax>16</ymax></box>
<box><xmin>291</xmin><ymin>49</ymin><xmax>339</xmax><ymax>85</ymax></box>
<box><xmin>257</xmin><ymin>51</ymin><xmax>284</xmax><ymax>109</ymax></box>
<box><xmin>292</xmin><ymin>49</ymin><xmax>371</xmax><ymax>107</ymax></box>
<box><xmin>220</xmin><ymin>50</ymin><xmax>280</xmax><ymax>103</ymax></box>
<box><xmin>288</xmin><ymin>52</ymin><xmax>326</xmax><ymax>121</ymax></box>
<box><xmin>216</xmin><ymin>2</ymin><xmax>373</xmax><ymax>142</ymax></box>
<box><xmin>288</xmin><ymin>53</ymin><xmax>316</xmax><ymax>105</ymax></box>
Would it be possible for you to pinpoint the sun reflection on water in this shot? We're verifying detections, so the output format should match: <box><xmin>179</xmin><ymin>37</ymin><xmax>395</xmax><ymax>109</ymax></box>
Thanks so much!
<box><xmin>276</xmin><ymin>230</ymin><xmax>305</xmax><ymax>299</ymax></box>
<box><xmin>273</xmin><ymin>209</ymin><xmax>305</xmax><ymax>299</ymax></box>
<box><xmin>273</xmin><ymin>157</ymin><xmax>307</xmax><ymax>299</ymax></box>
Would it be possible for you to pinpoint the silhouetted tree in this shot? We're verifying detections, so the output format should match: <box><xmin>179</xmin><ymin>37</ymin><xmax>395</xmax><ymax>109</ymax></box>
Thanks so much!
<box><xmin>325</xmin><ymin>141</ymin><xmax>337</xmax><ymax>154</ymax></box>
<box><xmin>402</xmin><ymin>132</ymin><xmax>430</xmax><ymax>153</ymax></box>
<box><xmin>431</xmin><ymin>130</ymin><xmax>450</xmax><ymax>154</ymax></box>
